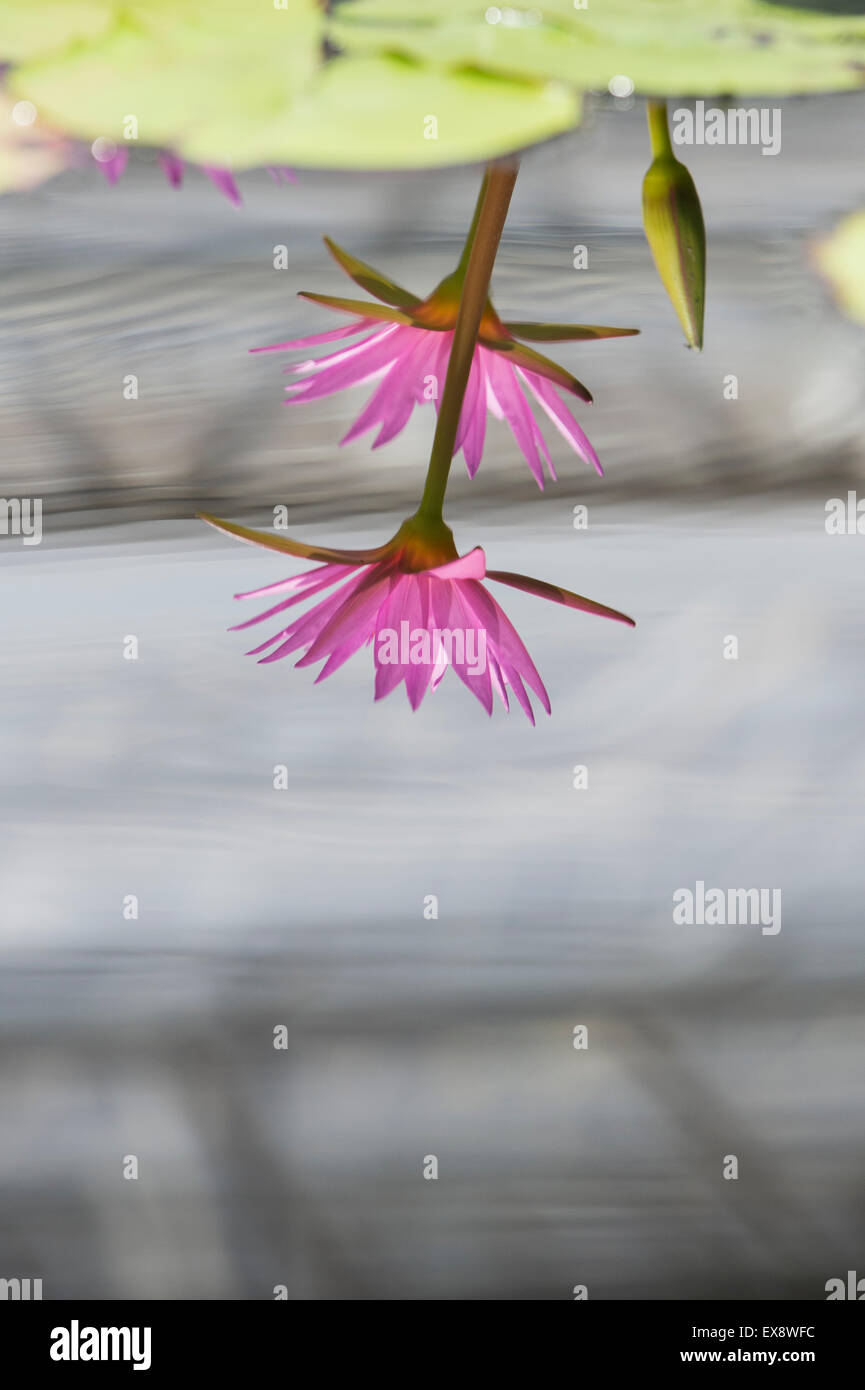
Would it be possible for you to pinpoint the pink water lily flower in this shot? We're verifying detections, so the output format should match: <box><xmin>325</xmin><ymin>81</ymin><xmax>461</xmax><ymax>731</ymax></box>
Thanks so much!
<box><xmin>252</xmin><ymin>237</ymin><xmax>638</xmax><ymax>488</ymax></box>
<box><xmin>200</xmin><ymin>512</ymin><xmax>634</xmax><ymax>723</ymax></box>
<box><xmin>95</xmin><ymin>144</ymin><xmax>296</xmax><ymax>205</ymax></box>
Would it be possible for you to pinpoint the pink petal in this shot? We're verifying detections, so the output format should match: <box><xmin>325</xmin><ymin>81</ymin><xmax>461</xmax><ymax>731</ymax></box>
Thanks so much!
<box><xmin>427</xmin><ymin>548</ymin><xmax>486</xmax><ymax>581</ymax></box>
<box><xmin>235</xmin><ymin>563</ymin><xmax>355</xmax><ymax>603</ymax></box>
<box><xmin>158</xmin><ymin>152</ymin><xmax>184</xmax><ymax>188</ymax></box>
<box><xmin>285</xmin><ymin>327</ymin><xmax>407</xmax><ymax>404</ymax></box>
<box><xmin>231</xmin><ymin>566</ymin><xmax>355</xmax><ymax>631</ymax></box>
<box><xmin>254</xmin><ymin>570</ymin><xmax>372</xmax><ymax>662</ymax></box>
<box><xmin>202</xmin><ymin>165</ymin><xmax>241</xmax><ymax>206</ymax></box>
<box><xmin>98</xmin><ymin>147</ymin><xmax>129</xmax><ymax>184</ymax></box>
<box><xmin>483</xmin><ymin>348</ymin><xmax>551</xmax><ymax>489</ymax></box>
<box><xmin>373</xmin><ymin>576</ymin><xmax>412</xmax><ymax>702</ymax></box>
<box><xmin>498</xmin><ymin>661</ymin><xmax>536</xmax><ymax>724</ymax></box>
<box><xmin>456</xmin><ymin>351</ymin><xmax>487</xmax><ymax>477</ymax></box>
<box><xmin>459</xmin><ymin>581</ymin><xmax>550</xmax><ymax>714</ymax></box>
<box><xmin>340</xmin><ymin>328</ymin><xmax>433</xmax><ymax>448</ymax></box>
<box><xmin>399</xmin><ymin>577</ymin><xmax>436</xmax><ymax>710</ymax></box>
<box><xmin>291</xmin><ymin>324</ymin><xmax>402</xmax><ymax>377</ymax></box>
<box><xmin>428</xmin><ymin>580</ymin><xmax>492</xmax><ymax>716</ymax></box>
<box><xmin>426</xmin><ymin>331</ymin><xmax>454</xmax><ymax>419</ymax></box>
<box><xmin>375</xmin><ymin>575</ymin><xmax>436</xmax><ymax>711</ymax></box>
<box><xmin>250</xmin><ymin>321</ymin><xmax>375</xmax><ymax>354</ymax></box>
<box><xmin>453</xmin><ymin>347</ymin><xmax>481</xmax><ymax>457</ymax></box>
<box><xmin>296</xmin><ymin>570</ymin><xmax>392</xmax><ymax>670</ymax></box>
<box><xmin>488</xmin><ymin>654</ymin><xmax>510</xmax><ymax>713</ymax></box>
<box><xmin>520</xmin><ymin>370</ymin><xmax>602</xmax><ymax>476</ymax></box>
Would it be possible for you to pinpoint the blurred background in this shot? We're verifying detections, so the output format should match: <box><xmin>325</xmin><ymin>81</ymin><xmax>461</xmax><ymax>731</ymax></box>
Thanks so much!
<box><xmin>2</xmin><ymin>93</ymin><xmax>865</xmax><ymax>1299</ymax></box>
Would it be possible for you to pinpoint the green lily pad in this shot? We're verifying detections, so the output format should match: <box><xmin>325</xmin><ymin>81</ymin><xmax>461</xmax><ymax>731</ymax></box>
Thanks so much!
<box><xmin>0</xmin><ymin>2</ymin><xmax>115</xmax><ymax>62</ymax></box>
<box><xmin>331</xmin><ymin>0</ymin><xmax>865</xmax><ymax>96</ymax></box>
<box><xmin>7</xmin><ymin>2</ymin><xmax>322</xmax><ymax>152</ymax></box>
<box><xmin>814</xmin><ymin>211</ymin><xmax>865</xmax><ymax>324</ymax></box>
<box><xmin>4</xmin><ymin>0</ymin><xmax>579</xmax><ymax>171</ymax></box>
<box><xmin>179</xmin><ymin>56</ymin><xmax>580</xmax><ymax>171</ymax></box>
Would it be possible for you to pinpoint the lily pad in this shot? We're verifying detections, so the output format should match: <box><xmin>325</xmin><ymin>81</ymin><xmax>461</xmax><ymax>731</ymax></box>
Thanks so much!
<box><xmin>4</xmin><ymin>0</ymin><xmax>579</xmax><ymax>171</ymax></box>
<box><xmin>6</xmin><ymin>2</ymin><xmax>323</xmax><ymax>152</ymax></box>
<box><xmin>331</xmin><ymin>0</ymin><xmax>865</xmax><ymax>96</ymax></box>
<box><xmin>179</xmin><ymin>56</ymin><xmax>580</xmax><ymax>171</ymax></box>
<box><xmin>0</xmin><ymin>2</ymin><xmax>115</xmax><ymax>62</ymax></box>
<box><xmin>814</xmin><ymin>211</ymin><xmax>865</xmax><ymax>324</ymax></box>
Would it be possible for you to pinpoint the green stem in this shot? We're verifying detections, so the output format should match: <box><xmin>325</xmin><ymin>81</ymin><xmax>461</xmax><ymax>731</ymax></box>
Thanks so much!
<box><xmin>455</xmin><ymin>168</ymin><xmax>491</xmax><ymax>276</ymax></box>
<box><xmin>415</xmin><ymin>161</ymin><xmax>518</xmax><ymax>525</ymax></box>
<box><xmin>647</xmin><ymin>99</ymin><xmax>674</xmax><ymax>160</ymax></box>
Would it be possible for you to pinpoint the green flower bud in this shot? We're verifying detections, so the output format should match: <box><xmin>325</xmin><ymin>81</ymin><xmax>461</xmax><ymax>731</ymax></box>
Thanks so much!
<box><xmin>642</xmin><ymin>101</ymin><xmax>706</xmax><ymax>350</ymax></box>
